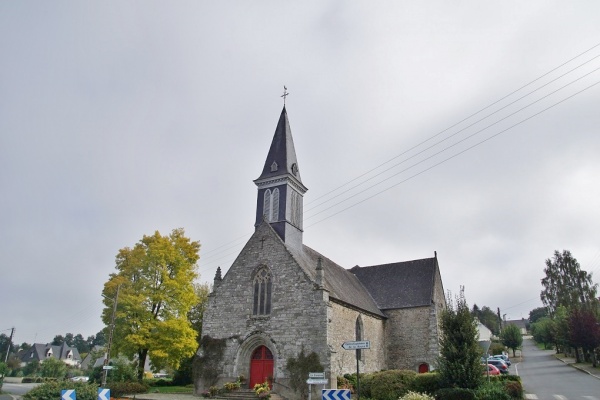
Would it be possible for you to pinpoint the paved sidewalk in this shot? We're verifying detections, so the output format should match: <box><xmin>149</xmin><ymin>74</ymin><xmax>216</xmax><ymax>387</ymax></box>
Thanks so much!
<box><xmin>555</xmin><ymin>353</ymin><xmax>600</xmax><ymax>379</ymax></box>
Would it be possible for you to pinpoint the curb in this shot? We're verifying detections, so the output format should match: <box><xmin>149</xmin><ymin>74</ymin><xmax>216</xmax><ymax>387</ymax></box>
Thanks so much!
<box><xmin>556</xmin><ymin>357</ymin><xmax>600</xmax><ymax>380</ymax></box>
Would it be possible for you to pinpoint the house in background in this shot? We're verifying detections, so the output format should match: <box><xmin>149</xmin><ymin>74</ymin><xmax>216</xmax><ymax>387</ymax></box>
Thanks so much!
<box><xmin>19</xmin><ymin>343</ymin><xmax>81</xmax><ymax>367</ymax></box>
<box><xmin>504</xmin><ymin>318</ymin><xmax>528</xmax><ymax>335</ymax></box>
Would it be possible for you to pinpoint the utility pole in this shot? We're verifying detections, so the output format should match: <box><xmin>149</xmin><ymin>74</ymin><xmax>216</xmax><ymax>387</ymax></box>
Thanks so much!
<box><xmin>102</xmin><ymin>285</ymin><xmax>120</xmax><ymax>387</ymax></box>
<box><xmin>4</xmin><ymin>327</ymin><xmax>14</xmax><ymax>363</ymax></box>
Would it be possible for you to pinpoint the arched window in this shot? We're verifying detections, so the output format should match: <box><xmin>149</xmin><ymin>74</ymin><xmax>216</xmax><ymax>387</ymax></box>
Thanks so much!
<box><xmin>263</xmin><ymin>189</ymin><xmax>272</xmax><ymax>221</ymax></box>
<box><xmin>263</xmin><ymin>188</ymin><xmax>280</xmax><ymax>222</ymax></box>
<box><xmin>253</xmin><ymin>267</ymin><xmax>272</xmax><ymax>315</ymax></box>
<box><xmin>355</xmin><ymin>315</ymin><xmax>363</xmax><ymax>360</ymax></box>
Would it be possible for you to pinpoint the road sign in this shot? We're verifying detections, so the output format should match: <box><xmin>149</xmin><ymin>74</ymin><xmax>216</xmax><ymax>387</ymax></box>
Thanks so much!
<box><xmin>98</xmin><ymin>388</ymin><xmax>110</xmax><ymax>400</ymax></box>
<box><xmin>307</xmin><ymin>378</ymin><xmax>328</xmax><ymax>385</ymax></box>
<box><xmin>341</xmin><ymin>340</ymin><xmax>370</xmax><ymax>350</ymax></box>
<box><xmin>61</xmin><ymin>389</ymin><xmax>76</xmax><ymax>400</ymax></box>
<box><xmin>322</xmin><ymin>389</ymin><xmax>351</xmax><ymax>400</ymax></box>
<box><xmin>309</xmin><ymin>372</ymin><xmax>325</xmax><ymax>378</ymax></box>
<box><xmin>102</xmin><ymin>366</ymin><xmax>114</xmax><ymax>370</ymax></box>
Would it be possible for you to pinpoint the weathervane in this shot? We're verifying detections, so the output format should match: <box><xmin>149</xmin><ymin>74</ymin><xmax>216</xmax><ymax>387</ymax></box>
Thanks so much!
<box><xmin>281</xmin><ymin>86</ymin><xmax>289</xmax><ymax>105</ymax></box>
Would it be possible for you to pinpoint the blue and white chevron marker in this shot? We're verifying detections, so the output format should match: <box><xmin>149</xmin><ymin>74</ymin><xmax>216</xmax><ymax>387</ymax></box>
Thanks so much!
<box><xmin>61</xmin><ymin>389</ymin><xmax>76</xmax><ymax>400</ymax></box>
<box><xmin>98</xmin><ymin>388</ymin><xmax>110</xmax><ymax>400</ymax></box>
<box><xmin>322</xmin><ymin>389</ymin><xmax>351</xmax><ymax>400</ymax></box>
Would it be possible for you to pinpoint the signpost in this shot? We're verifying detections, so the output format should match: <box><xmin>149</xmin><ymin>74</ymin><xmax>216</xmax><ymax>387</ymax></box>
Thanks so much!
<box><xmin>341</xmin><ymin>340</ymin><xmax>371</xmax><ymax>400</ymax></box>
<box><xmin>307</xmin><ymin>372</ymin><xmax>327</xmax><ymax>400</ymax></box>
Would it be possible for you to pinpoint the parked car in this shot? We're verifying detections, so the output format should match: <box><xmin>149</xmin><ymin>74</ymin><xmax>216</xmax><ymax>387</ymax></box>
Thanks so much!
<box><xmin>491</xmin><ymin>354</ymin><xmax>511</xmax><ymax>366</ymax></box>
<box><xmin>487</xmin><ymin>358</ymin><xmax>509</xmax><ymax>374</ymax></box>
<box><xmin>483</xmin><ymin>363</ymin><xmax>501</xmax><ymax>376</ymax></box>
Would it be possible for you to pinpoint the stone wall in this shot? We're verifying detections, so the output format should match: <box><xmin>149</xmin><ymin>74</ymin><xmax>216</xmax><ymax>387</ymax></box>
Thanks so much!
<box><xmin>198</xmin><ymin>223</ymin><xmax>329</xmax><ymax>398</ymax></box>
<box><xmin>328</xmin><ymin>301</ymin><xmax>385</xmax><ymax>378</ymax></box>
<box><xmin>384</xmin><ymin>306</ymin><xmax>435</xmax><ymax>371</ymax></box>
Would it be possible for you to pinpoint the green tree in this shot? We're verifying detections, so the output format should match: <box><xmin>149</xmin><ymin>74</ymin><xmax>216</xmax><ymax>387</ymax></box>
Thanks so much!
<box><xmin>551</xmin><ymin>306</ymin><xmax>570</xmax><ymax>354</ymax></box>
<box><xmin>438</xmin><ymin>288</ymin><xmax>483</xmax><ymax>390</ymax></box>
<box><xmin>540</xmin><ymin>250</ymin><xmax>598</xmax><ymax>316</ymax></box>
<box><xmin>41</xmin><ymin>357</ymin><xmax>67</xmax><ymax>378</ymax></box>
<box><xmin>102</xmin><ymin>228</ymin><xmax>200</xmax><ymax>380</ymax></box>
<box><xmin>528</xmin><ymin>307</ymin><xmax>549</xmax><ymax>324</ymax></box>
<box><xmin>188</xmin><ymin>282</ymin><xmax>211</xmax><ymax>345</ymax></box>
<box><xmin>530</xmin><ymin>317</ymin><xmax>555</xmax><ymax>349</ymax></box>
<box><xmin>500</xmin><ymin>324</ymin><xmax>523</xmax><ymax>357</ymax></box>
<box><xmin>52</xmin><ymin>335</ymin><xmax>65</xmax><ymax>346</ymax></box>
<box><xmin>472</xmin><ymin>304</ymin><xmax>500</xmax><ymax>335</ymax></box>
<box><xmin>22</xmin><ymin>360</ymin><xmax>41</xmax><ymax>377</ymax></box>
<box><xmin>92</xmin><ymin>330</ymin><xmax>106</xmax><ymax>347</ymax></box>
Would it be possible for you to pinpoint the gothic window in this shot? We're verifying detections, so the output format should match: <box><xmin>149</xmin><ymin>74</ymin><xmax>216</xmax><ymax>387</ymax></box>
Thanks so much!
<box><xmin>263</xmin><ymin>188</ymin><xmax>279</xmax><ymax>222</ymax></box>
<box><xmin>253</xmin><ymin>267</ymin><xmax>272</xmax><ymax>315</ymax></box>
<box><xmin>290</xmin><ymin>191</ymin><xmax>302</xmax><ymax>228</ymax></box>
<box><xmin>271</xmin><ymin>161</ymin><xmax>278</xmax><ymax>172</ymax></box>
<box><xmin>263</xmin><ymin>189</ymin><xmax>271</xmax><ymax>221</ymax></box>
<box><xmin>271</xmin><ymin>188</ymin><xmax>279</xmax><ymax>221</ymax></box>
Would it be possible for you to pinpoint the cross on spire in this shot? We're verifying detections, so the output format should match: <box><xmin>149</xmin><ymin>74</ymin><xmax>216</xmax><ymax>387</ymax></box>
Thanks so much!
<box><xmin>281</xmin><ymin>86</ymin><xmax>289</xmax><ymax>105</ymax></box>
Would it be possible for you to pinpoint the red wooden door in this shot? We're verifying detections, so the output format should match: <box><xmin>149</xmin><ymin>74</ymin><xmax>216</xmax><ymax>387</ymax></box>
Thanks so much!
<box><xmin>418</xmin><ymin>363</ymin><xmax>429</xmax><ymax>373</ymax></box>
<box><xmin>249</xmin><ymin>346</ymin><xmax>274</xmax><ymax>389</ymax></box>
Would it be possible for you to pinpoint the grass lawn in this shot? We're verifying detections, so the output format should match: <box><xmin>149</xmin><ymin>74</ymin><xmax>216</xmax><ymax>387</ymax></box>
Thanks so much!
<box><xmin>149</xmin><ymin>385</ymin><xmax>194</xmax><ymax>394</ymax></box>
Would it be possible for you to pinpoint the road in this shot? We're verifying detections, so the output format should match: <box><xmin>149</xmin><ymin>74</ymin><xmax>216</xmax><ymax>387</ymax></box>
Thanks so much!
<box><xmin>518</xmin><ymin>337</ymin><xmax>600</xmax><ymax>399</ymax></box>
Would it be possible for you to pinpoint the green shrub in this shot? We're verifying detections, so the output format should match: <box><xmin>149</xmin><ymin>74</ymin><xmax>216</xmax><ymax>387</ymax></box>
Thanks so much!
<box><xmin>24</xmin><ymin>380</ymin><xmax>99</xmax><ymax>400</ymax></box>
<box><xmin>107</xmin><ymin>381</ymin><xmax>148</xmax><ymax>398</ymax></box>
<box><xmin>400</xmin><ymin>391</ymin><xmax>435</xmax><ymax>400</ymax></box>
<box><xmin>475</xmin><ymin>381</ymin><xmax>510</xmax><ymax>400</ymax></box>
<box><xmin>367</xmin><ymin>370</ymin><xmax>417</xmax><ymax>400</ymax></box>
<box><xmin>409</xmin><ymin>372</ymin><xmax>442</xmax><ymax>395</ymax></box>
<box><xmin>503</xmin><ymin>380</ymin><xmax>523</xmax><ymax>399</ymax></box>
<box><xmin>434</xmin><ymin>387</ymin><xmax>476</xmax><ymax>400</ymax></box>
<box><xmin>489</xmin><ymin>342</ymin><xmax>505</xmax><ymax>355</ymax></box>
<box><xmin>337</xmin><ymin>376</ymin><xmax>354</xmax><ymax>392</ymax></box>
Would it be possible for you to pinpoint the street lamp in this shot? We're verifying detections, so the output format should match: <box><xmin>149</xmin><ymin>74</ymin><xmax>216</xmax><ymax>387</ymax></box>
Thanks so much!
<box><xmin>102</xmin><ymin>285</ymin><xmax>120</xmax><ymax>387</ymax></box>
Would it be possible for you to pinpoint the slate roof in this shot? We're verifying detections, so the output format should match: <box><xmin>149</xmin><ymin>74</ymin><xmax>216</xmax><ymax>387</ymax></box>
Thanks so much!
<box><xmin>350</xmin><ymin>258</ymin><xmax>439</xmax><ymax>310</ymax></box>
<box><xmin>254</xmin><ymin>106</ymin><xmax>304</xmax><ymax>187</ymax></box>
<box><xmin>283</xmin><ymin>240</ymin><xmax>385</xmax><ymax>317</ymax></box>
<box><xmin>20</xmin><ymin>343</ymin><xmax>81</xmax><ymax>363</ymax></box>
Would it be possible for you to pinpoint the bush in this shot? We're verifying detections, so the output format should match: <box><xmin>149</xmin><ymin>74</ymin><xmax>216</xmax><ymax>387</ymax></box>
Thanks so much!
<box><xmin>474</xmin><ymin>381</ymin><xmax>510</xmax><ymax>400</ymax></box>
<box><xmin>24</xmin><ymin>380</ymin><xmax>99</xmax><ymax>400</ymax></box>
<box><xmin>503</xmin><ymin>380</ymin><xmax>523</xmax><ymax>399</ymax></box>
<box><xmin>362</xmin><ymin>370</ymin><xmax>417</xmax><ymax>400</ymax></box>
<box><xmin>107</xmin><ymin>381</ymin><xmax>148</xmax><ymax>398</ymax></box>
<box><xmin>400</xmin><ymin>391</ymin><xmax>435</xmax><ymax>400</ymax></box>
<box><xmin>434</xmin><ymin>387</ymin><xmax>476</xmax><ymax>400</ymax></box>
<box><xmin>337</xmin><ymin>376</ymin><xmax>354</xmax><ymax>392</ymax></box>
<box><xmin>409</xmin><ymin>372</ymin><xmax>442</xmax><ymax>395</ymax></box>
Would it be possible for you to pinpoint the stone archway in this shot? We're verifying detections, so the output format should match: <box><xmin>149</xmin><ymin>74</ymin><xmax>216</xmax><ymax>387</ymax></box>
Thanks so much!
<box><xmin>234</xmin><ymin>333</ymin><xmax>276</xmax><ymax>389</ymax></box>
<box><xmin>418</xmin><ymin>363</ymin><xmax>429</xmax><ymax>373</ymax></box>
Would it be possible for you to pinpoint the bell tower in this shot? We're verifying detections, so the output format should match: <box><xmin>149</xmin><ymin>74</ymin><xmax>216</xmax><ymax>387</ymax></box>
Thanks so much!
<box><xmin>254</xmin><ymin>107</ymin><xmax>307</xmax><ymax>249</ymax></box>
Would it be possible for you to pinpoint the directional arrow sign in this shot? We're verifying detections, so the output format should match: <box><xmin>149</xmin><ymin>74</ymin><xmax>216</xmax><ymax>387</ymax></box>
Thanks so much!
<box><xmin>61</xmin><ymin>389</ymin><xmax>76</xmax><ymax>400</ymax></box>
<box><xmin>306</xmin><ymin>378</ymin><xmax>328</xmax><ymax>385</ymax></box>
<box><xmin>102</xmin><ymin>366</ymin><xmax>115</xmax><ymax>370</ymax></box>
<box><xmin>322</xmin><ymin>389</ymin><xmax>351</xmax><ymax>400</ymax></box>
<box><xmin>341</xmin><ymin>340</ymin><xmax>370</xmax><ymax>350</ymax></box>
<box><xmin>98</xmin><ymin>388</ymin><xmax>110</xmax><ymax>400</ymax></box>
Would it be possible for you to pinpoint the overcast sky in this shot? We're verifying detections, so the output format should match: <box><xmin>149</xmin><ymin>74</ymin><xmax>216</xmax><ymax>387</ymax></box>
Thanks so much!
<box><xmin>2</xmin><ymin>1</ymin><xmax>600</xmax><ymax>347</ymax></box>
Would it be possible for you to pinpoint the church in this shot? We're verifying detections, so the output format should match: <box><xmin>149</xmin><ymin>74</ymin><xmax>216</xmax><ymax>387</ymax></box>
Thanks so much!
<box><xmin>196</xmin><ymin>106</ymin><xmax>446</xmax><ymax>399</ymax></box>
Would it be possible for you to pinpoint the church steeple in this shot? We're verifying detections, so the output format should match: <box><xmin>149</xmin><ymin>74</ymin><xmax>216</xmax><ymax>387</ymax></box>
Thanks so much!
<box><xmin>254</xmin><ymin>107</ymin><xmax>307</xmax><ymax>249</ymax></box>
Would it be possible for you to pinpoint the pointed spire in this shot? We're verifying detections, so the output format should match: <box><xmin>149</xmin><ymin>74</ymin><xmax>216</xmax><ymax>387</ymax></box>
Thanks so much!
<box><xmin>256</xmin><ymin>107</ymin><xmax>303</xmax><ymax>185</ymax></box>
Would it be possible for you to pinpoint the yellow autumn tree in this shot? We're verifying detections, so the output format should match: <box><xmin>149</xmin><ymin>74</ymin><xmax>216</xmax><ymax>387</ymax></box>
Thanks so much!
<box><xmin>102</xmin><ymin>228</ymin><xmax>200</xmax><ymax>380</ymax></box>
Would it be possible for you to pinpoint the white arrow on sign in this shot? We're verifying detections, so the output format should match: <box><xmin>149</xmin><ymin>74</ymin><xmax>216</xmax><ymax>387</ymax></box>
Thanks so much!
<box><xmin>102</xmin><ymin>366</ymin><xmax>114</xmax><ymax>370</ymax></box>
<box><xmin>341</xmin><ymin>340</ymin><xmax>370</xmax><ymax>350</ymax></box>
<box><xmin>98</xmin><ymin>388</ymin><xmax>110</xmax><ymax>400</ymax></box>
<box><xmin>322</xmin><ymin>389</ymin><xmax>351</xmax><ymax>400</ymax></box>
<box><xmin>307</xmin><ymin>378</ymin><xmax>328</xmax><ymax>385</ymax></box>
<box><xmin>61</xmin><ymin>389</ymin><xmax>76</xmax><ymax>400</ymax></box>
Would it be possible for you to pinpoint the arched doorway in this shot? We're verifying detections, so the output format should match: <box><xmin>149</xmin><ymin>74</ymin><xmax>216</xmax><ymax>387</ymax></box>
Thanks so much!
<box><xmin>418</xmin><ymin>363</ymin><xmax>429</xmax><ymax>373</ymax></box>
<box><xmin>249</xmin><ymin>345</ymin><xmax>274</xmax><ymax>389</ymax></box>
